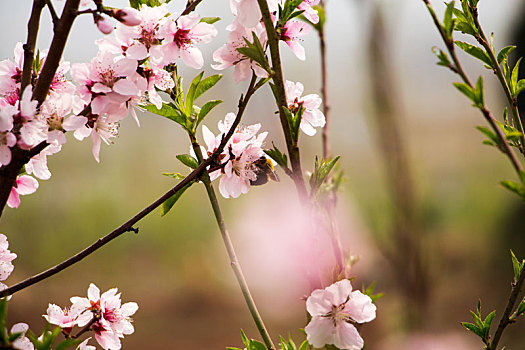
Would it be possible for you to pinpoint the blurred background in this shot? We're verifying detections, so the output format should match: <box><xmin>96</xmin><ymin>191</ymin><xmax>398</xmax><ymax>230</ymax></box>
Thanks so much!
<box><xmin>1</xmin><ymin>0</ymin><xmax>525</xmax><ymax>348</ymax></box>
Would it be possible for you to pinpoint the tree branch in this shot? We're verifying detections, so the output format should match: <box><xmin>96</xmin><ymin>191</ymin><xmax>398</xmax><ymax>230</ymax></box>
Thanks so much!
<box><xmin>21</xmin><ymin>0</ymin><xmax>46</xmax><ymax>93</ymax></box>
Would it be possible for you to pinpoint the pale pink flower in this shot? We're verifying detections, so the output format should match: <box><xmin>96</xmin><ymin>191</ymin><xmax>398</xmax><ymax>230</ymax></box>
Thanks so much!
<box><xmin>0</xmin><ymin>103</ymin><xmax>17</xmax><ymax>132</ymax></box>
<box><xmin>305</xmin><ymin>279</ymin><xmax>376</xmax><ymax>350</ymax></box>
<box><xmin>100</xmin><ymin>4</ymin><xmax>168</xmax><ymax>61</ymax></box>
<box><xmin>43</xmin><ymin>304</ymin><xmax>82</xmax><ymax>331</ymax></box>
<box><xmin>10</xmin><ymin>323</ymin><xmax>34</xmax><ymax>350</ymax></box>
<box><xmin>0</xmin><ymin>234</ymin><xmax>16</xmax><ymax>281</ymax></box>
<box><xmin>7</xmin><ymin>175</ymin><xmax>38</xmax><ymax>209</ymax></box>
<box><xmin>285</xmin><ymin>80</ymin><xmax>325</xmax><ymax>136</ymax></box>
<box><xmin>212</xmin><ymin>20</ymin><xmax>268</xmax><ymax>83</ymax></box>
<box><xmin>17</xmin><ymin>87</ymin><xmax>47</xmax><ymax>148</ymax></box>
<box><xmin>96</xmin><ymin>15</ymin><xmax>114</xmax><ymax>35</ymax></box>
<box><xmin>280</xmin><ymin>21</ymin><xmax>310</xmax><ymax>61</ymax></box>
<box><xmin>158</xmin><ymin>13</ymin><xmax>218</xmax><ymax>69</ymax></box>
<box><xmin>298</xmin><ymin>0</ymin><xmax>321</xmax><ymax>24</ymax></box>
<box><xmin>142</xmin><ymin>66</ymin><xmax>174</xmax><ymax>109</ymax></box>
<box><xmin>70</xmin><ymin>283</ymin><xmax>138</xmax><ymax>350</ymax></box>
<box><xmin>112</xmin><ymin>8</ymin><xmax>142</xmax><ymax>27</ymax></box>
<box><xmin>77</xmin><ymin>338</ymin><xmax>96</xmax><ymax>350</ymax></box>
<box><xmin>229</xmin><ymin>0</ymin><xmax>279</xmax><ymax>28</ymax></box>
<box><xmin>0</xmin><ymin>132</ymin><xmax>16</xmax><ymax>166</ymax></box>
<box><xmin>25</xmin><ymin>143</ymin><xmax>61</xmax><ymax>180</ymax></box>
<box><xmin>0</xmin><ymin>42</ymin><xmax>24</xmax><ymax>96</ymax></box>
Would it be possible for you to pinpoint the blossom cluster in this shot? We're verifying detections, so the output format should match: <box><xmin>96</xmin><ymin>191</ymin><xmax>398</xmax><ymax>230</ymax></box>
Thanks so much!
<box><xmin>44</xmin><ymin>283</ymin><xmax>138</xmax><ymax>350</ymax></box>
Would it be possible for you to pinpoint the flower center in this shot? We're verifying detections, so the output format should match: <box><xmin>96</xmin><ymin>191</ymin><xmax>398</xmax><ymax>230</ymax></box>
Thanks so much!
<box><xmin>173</xmin><ymin>28</ymin><xmax>192</xmax><ymax>48</ymax></box>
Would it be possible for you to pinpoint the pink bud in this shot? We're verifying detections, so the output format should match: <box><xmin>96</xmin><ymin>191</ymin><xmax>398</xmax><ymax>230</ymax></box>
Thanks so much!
<box><xmin>95</xmin><ymin>15</ymin><xmax>113</xmax><ymax>35</ymax></box>
<box><xmin>113</xmin><ymin>7</ymin><xmax>142</xmax><ymax>27</ymax></box>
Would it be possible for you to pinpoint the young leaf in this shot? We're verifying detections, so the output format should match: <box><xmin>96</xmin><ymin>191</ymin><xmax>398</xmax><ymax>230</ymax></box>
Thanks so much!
<box><xmin>194</xmin><ymin>74</ymin><xmax>222</xmax><ymax>101</ymax></box>
<box><xmin>200</xmin><ymin>16</ymin><xmax>220</xmax><ymax>24</ymax></box>
<box><xmin>511</xmin><ymin>250</ymin><xmax>524</xmax><ymax>282</ymax></box>
<box><xmin>185</xmin><ymin>72</ymin><xmax>204</xmax><ymax>116</ymax></box>
<box><xmin>476</xmin><ymin>126</ymin><xmax>500</xmax><ymax>145</ymax></box>
<box><xmin>298</xmin><ymin>340</ymin><xmax>310</xmax><ymax>350</ymax></box>
<box><xmin>141</xmin><ymin>103</ymin><xmax>186</xmax><ymax>128</ymax></box>
<box><xmin>161</xmin><ymin>182</ymin><xmax>193</xmax><ymax>216</ymax></box>
<box><xmin>516</xmin><ymin>297</ymin><xmax>525</xmax><ymax>317</ymax></box>
<box><xmin>474</xmin><ymin>75</ymin><xmax>484</xmax><ymax>107</ymax></box>
<box><xmin>443</xmin><ymin>1</ymin><xmax>456</xmax><ymax>38</ymax></box>
<box><xmin>432</xmin><ymin>47</ymin><xmax>452</xmax><ymax>68</ymax></box>
<box><xmin>176</xmin><ymin>154</ymin><xmax>199</xmax><ymax>169</ymax></box>
<box><xmin>500</xmin><ymin>180</ymin><xmax>525</xmax><ymax>200</ymax></box>
<box><xmin>162</xmin><ymin>172</ymin><xmax>185</xmax><ymax>180</ymax></box>
<box><xmin>461</xmin><ymin>322</ymin><xmax>484</xmax><ymax>338</ymax></box>
<box><xmin>196</xmin><ymin>100</ymin><xmax>222</xmax><ymax>129</ymax></box>
<box><xmin>264</xmin><ymin>143</ymin><xmax>288</xmax><ymax>169</ymax></box>
<box><xmin>497</xmin><ymin>45</ymin><xmax>516</xmax><ymax>64</ymax></box>
<box><xmin>54</xmin><ymin>338</ymin><xmax>83</xmax><ymax>350</ymax></box>
<box><xmin>516</xmin><ymin>79</ymin><xmax>525</xmax><ymax>97</ymax></box>
<box><xmin>0</xmin><ymin>298</ymin><xmax>7</xmax><ymax>345</ymax></box>
<box><xmin>511</xmin><ymin>58</ymin><xmax>522</xmax><ymax>96</ymax></box>
<box><xmin>453</xmin><ymin>82</ymin><xmax>476</xmax><ymax>103</ymax></box>
<box><xmin>454</xmin><ymin>41</ymin><xmax>492</xmax><ymax>66</ymax></box>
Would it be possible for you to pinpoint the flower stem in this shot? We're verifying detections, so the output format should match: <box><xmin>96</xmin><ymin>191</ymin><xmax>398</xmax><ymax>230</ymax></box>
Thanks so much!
<box><xmin>190</xmin><ymin>139</ymin><xmax>275</xmax><ymax>350</ymax></box>
<box><xmin>256</xmin><ymin>0</ymin><xmax>308</xmax><ymax>201</ymax></box>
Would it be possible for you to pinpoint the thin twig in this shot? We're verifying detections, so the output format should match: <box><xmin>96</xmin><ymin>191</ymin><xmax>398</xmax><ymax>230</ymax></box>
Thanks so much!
<box><xmin>33</xmin><ymin>0</ymin><xmax>80</xmax><ymax>105</ymax></box>
<box><xmin>256</xmin><ymin>0</ymin><xmax>308</xmax><ymax>200</ymax></box>
<box><xmin>21</xmin><ymin>0</ymin><xmax>46</xmax><ymax>93</ymax></box>
<box><xmin>423</xmin><ymin>0</ymin><xmax>523</xmax><ymax>176</ymax></box>
<box><xmin>180</xmin><ymin>0</ymin><xmax>204</xmax><ymax>17</ymax></box>
<box><xmin>319</xmin><ymin>0</ymin><xmax>330</xmax><ymax>159</ymax></box>
<box><xmin>44</xmin><ymin>0</ymin><xmax>59</xmax><ymax>28</ymax></box>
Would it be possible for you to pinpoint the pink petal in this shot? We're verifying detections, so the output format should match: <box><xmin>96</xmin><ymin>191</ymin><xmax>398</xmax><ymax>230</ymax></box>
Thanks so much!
<box><xmin>345</xmin><ymin>290</ymin><xmax>377</xmax><ymax>323</ymax></box>
<box><xmin>305</xmin><ymin>317</ymin><xmax>334</xmax><ymax>348</ymax></box>
<box><xmin>181</xmin><ymin>46</ymin><xmax>204</xmax><ymax>69</ymax></box>
<box><xmin>113</xmin><ymin>78</ymin><xmax>139</xmax><ymax>96</ymax></box>
<box><xmin>7</xmin><ymin>188</ymin><xmax>20</xmax><ymax>208</ymax></box>
<box><xmin>16</xmin><ymin>175</ymin><xmax>38</xmax><ymax>195</ymax></box>
<box><xmin>286</xmin><ymin>41</ymin><xmax>306</xmax><ymax>61</ymax></box>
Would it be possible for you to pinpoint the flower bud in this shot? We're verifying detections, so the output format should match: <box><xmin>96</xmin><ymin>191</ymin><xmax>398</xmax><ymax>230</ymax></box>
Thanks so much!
<box><xmin>112</xmin><ymin>7</ymin><xmax>142</xmax><ymax>26</ymax></box>
<box><xmin>95</xmin><ymin>14</ymin><xmax>113</xmax><ymax>34</ymax></box>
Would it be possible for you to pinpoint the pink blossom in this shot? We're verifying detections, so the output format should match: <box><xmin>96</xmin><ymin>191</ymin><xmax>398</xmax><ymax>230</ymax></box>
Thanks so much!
<box><xmin>280</xmin><ymin>21</ymin><xmax>310</xmax><ymax>61</ymax></box>
<box><xmin>25</xmin><ymin>143</ymin><xmax>61</xmax><ymax>180</ymax></box>
<box><xmin>10</xmin><ymin>323</ymin><xmax>34</xmax><ymax>350</ymax></box>
<box><xmin>112</xmin><ymin>8</ymin><xmax>143</xmax><ymax>27</ymax></box>
<box><xmin>77</xmin><ymin>338</ymin><xmax>96</xmax><ymax>350</ymax></box>
<box><xmin>0</xmin><ymin>42</ymin><xmax>23</xmax><ymax>96</ymax></box>
<box><xmin>43</xmin><ymin>304</ymin><xmax>82</xmax><ymax>332</ymax></box>
<box><xmin>0</xmin><ymin>234</ymin><xmax>17</xmax><ymax>281</ymax></box>
<box><xmin>200</xmin><ymin>113</ymin><xmax>270</xmax><ymax>198</ymax></box>
<box><xmin>0</xmin><ymin>132</ymin><xmax>16</xmax><ymax>166</ymax></box>
<box><xmin>7</xmin><ymin>175</ymin><xmax>38</xmax><ymax>209</ymax></box>
<box><xmin>17</xmin><ymin>87</ymin><xmax>47</xmax><ymax>148</ymax></box>
<box><xmin>141</xmin><ymin>66</ymin><xmax>174</xmax><ymax>109</ymax></box>
<box><xmin>96</xmin><ymin>15</ymin><xmax>114</xmax><ymax>35</ymax></box>
<box><xmin>298</xmin><ymin>0</ymin><xmax>321</xmax><ymax>24</ymax></box>
<box><xmin>212</xmin><ymin>20</ymin><xmax>268</xmax><ymax>83</ymax></box>
<box><xmin>305</xmin><ymin>279</ymin><xmax>376</xmax><ymax>350</ymax></box>
<box><xmin>229</xmin><ymin>0</ymin><xmax>279</xmax><ymax>28</ymax></box>
<box><xmin>158</xmin><ymin>13</ymin><xmax>217</xmax><ymax>69</ymax></box>
<box><xmin>285</xmin><ymin>80</ymin><xmax>325</xmax><ymax>136</ymax></box>
<box><xmin>70</xmin><ymin>283</ymin><xmax>138</xmax><ymax>350</ymax></box>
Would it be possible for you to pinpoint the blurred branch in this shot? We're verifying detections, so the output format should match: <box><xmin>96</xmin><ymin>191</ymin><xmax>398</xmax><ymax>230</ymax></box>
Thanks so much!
<box><xmin>367</xmin><ymin>4</ymin><xmax>427</xmax><ymax>326</ymax></box>
<box><xmin>319</xmin><ymin>0</ymin><xmax>330</xmax><ymax>159</ymax></box>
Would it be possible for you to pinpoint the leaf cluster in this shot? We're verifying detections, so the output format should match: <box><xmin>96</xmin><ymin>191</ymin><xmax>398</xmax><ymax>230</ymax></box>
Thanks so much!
<box><xmin>461</xmin><ymin>300</ymin><xmax>496</xmax><ymax>345</ymax></box>
<box><xmin>278</xmin><ymin>0</ymin><xmax>305</xmax><ymax>26</ymax></box>
<box><xmin>228</xmin><ymin>331</ymin><xmax>310</xmax><ymax>350</ymax></box>
<box><xmin>129</xmin><ymin>0</ymin><xmax>170</xmax><ymax>10</ymax></box>
<box><xmin>236</xmin><ymin>33</ymin><xmax>272</xmax><ymax>75</ymax></box>
<box><xmin>309</xmin><ymin>156</ymin><xmax>340</xmax><ymax>198</ymax></box>
<box><xmin>141</xmin><ymin>70</ymin><xmax>222</xmax><ymax>134</ymax></box>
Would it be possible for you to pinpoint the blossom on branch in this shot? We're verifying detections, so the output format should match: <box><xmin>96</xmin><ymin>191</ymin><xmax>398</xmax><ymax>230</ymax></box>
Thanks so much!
<box><xmin>284</xmin><ymin>80</ymin><xmax>325</xmax><ymax>136</ymax></box>
<box><xmin>7</xmin><ymin>175</ymin><xmax>38</xmax><ymax>209</ymax></box>
<box><xmin>305</xmin><ymin>279</ymin><xmax>376</xmax><ymax>350</ymax></box>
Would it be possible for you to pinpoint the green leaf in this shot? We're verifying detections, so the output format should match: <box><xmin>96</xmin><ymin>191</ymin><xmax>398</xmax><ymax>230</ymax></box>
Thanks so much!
<box><xmin>196</xmin><ymin>100</ymin><xmax>222</xmax><ymax>129</ymax></box>
<box><xmin>264</xmin><ymin>143</ymin><xmax>288</xmax><ymax>169</ymax></box>
<box><xmin>497</xmin><ymin>45</ymin><xmax>516</xmax><ymax>64</ymax></box>
<box><xmin>461</xmin><ymin>322</ymin><xmax>483</xmax><ymax>338</ymax></box>
<box><xmin>200</xmin><ymin>16</ymin><xmax>220</xmax><ymax>24</ymax></box>
<box><xmin>236</xmin><ymin>32</ymin><xmax>270</xmax><ymax>73</ymax></box>
<box><xmin>194</xmin><ymin>74</ymin><xmax>222</xmax><ymax>101</ymax></box>
<box><xmin>54</xmin><ymin>338</ymin><xmax>83</xmax><ymax>350</ymax></box>
<box><xmin>432</xmin><ymin>47</ymin><xmax>452</xmax><ymax>68</ymax></box>
<box><xmin>161</xmin><ymin>182</ymin><xmax>193</xmax><ymax>216</ymax></box>
<box><xmin>500</xmin><ymin>180</ymin><xmax>525</xmax><ymax>200</ymax></box>
<box><xmin>511</xmin><ymin>58</ymin><xmax>522</xmax><ymax>96</ymax></box>
<box><xmin>141</xmin><ymin>103</ymin><xmax>186</xmax><ymax>128</ymax></box>
<box><xmin>41</xmin><ymin>327</ymin><xmax>61</xmax><ymax>350</ymax></box>
<box><xmin>453</xmin><ymin>82</ymin><xmax>476</xmax><ymax>103</ymax></box>
<box><xmin>176</xmin><ymin>154</ymin><xmax>199</xmax><ymax>169</ymax></box>
<box><xmin>476</xmin><ymin>126</ymin><xmax>499</xmax><ymax>145</ymax></box>
<box><xmin>474</xmin><ymin>75</ymin><xmax>484</xmax><ymax>107</ymax></box>
<box><xmin>298</xmin><ymin>340</ymin><xmax>310</xmax><ymax>350</ymax></box>
<box><xmin>511</xmin><ymin>250</ymin><xmax>523</xmax><ymax>282</ymax></box>
<box><xmin>162</xmin><ymin>172</ymin><xmax>185</xmax><ymax>180</ymax></box>
<box><xmin>444</xmin><ymin>1</ymin><xmax>456</xmax><ymax>38</ymax></box>
<box><xmin>516</xmin><ymin>79</ymin><xmax>525</xmax><ymax>97</ymax></box>
<box><xmin>516</xmin><ymin>297</ymin><xmax>525</xmax><ymax>317</ymax></box>
<box><xmin>455</xmin><ymin>21</ymin><xmax>476</xmax><ymax>35</ymax></box>
<box><xmin>519</xmin><ymin>170</ymin><xmax>525</xmax><ymax>186</ymax></box>
<box><xmin>455</xmin><ymin>41</ymin><xmax>492</xmax><ymax>66</ymax></box>
<box><xmin>482</xmin><ymin>311</ymin><xmax>496</xmax><ymax>340</ymax></box>
<box><xmin>185</xmin><ymin>72</ymin><xmax>204</xmax><ymax>116</ymax></box>
<box><xmin>310</xmin><ymin>156</ymin><xmax>341</xmax><ymax>195</ymax></box>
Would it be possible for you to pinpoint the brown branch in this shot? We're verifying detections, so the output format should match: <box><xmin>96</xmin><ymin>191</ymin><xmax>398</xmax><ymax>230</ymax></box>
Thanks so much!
<box><xmin>44</xmin><ymin>0</ymin><xmax>60</xmax><ymax>28</ymax></box>
<box><xmin>21</xmin><ymin>0</ymin><xmax>46</xmax><ymax>93</ymax></box>
<box><xmin>256</xmin><ymin>0</ymin><xmax>308</xmax><ymax>200</ymax></box>
<box><xmin>180</xmin><ymin>0</ymin><xmax>204</xmax><ymax>17</ymax></box>
<box><xmin>319</xmin><ymin>1</ymin><xmax>330</xmax><ymax>159</ymax></box>
<box><xmin>489</xmin><ymin>265</ymin><xmax>525</xmax><ymax>349</ymax></box>
<box><xmin>32</xmin><ymin>0</ymin><xmax>80</xmax><ymax>105</ymax></box>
